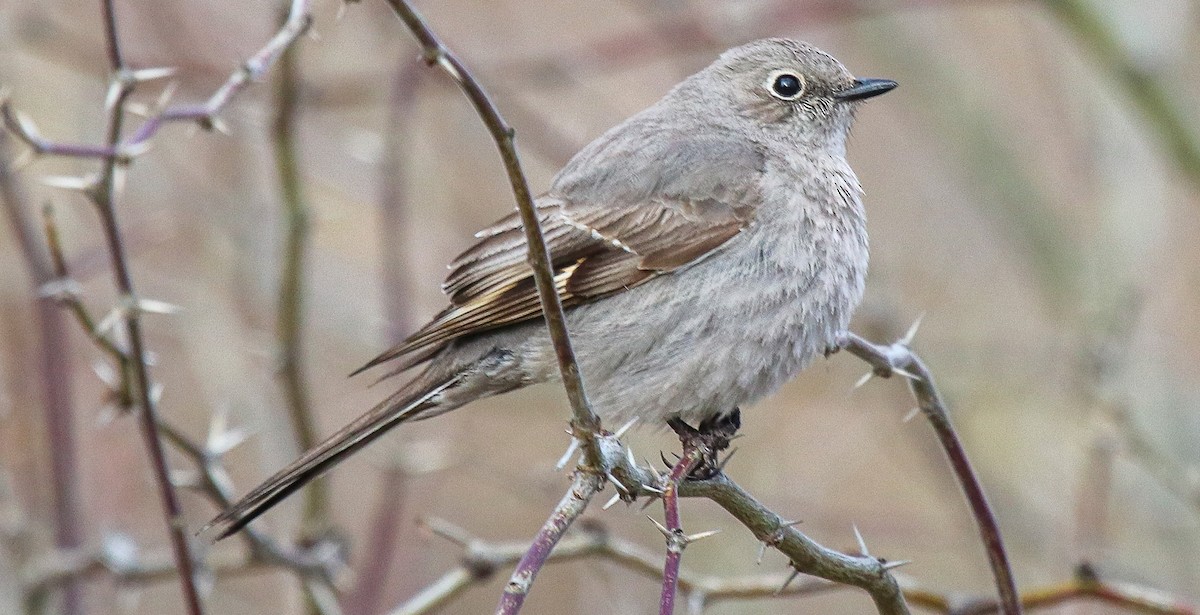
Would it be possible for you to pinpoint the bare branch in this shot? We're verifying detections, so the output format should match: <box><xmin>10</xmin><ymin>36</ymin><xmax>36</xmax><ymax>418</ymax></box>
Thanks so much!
<box><xmin>494</xmin><ymin>471</ymin><xmax>605</xmax><ymax>614</ymax></box>
<box><xmin>836</xmin><ymin>331</ymin><xmax>1021</xmax><ymax>615</ymax></box>
<box><xmin>381</xmin><ymin>0</ymin><xmax>603</xmax><ymax>467</ymax></box>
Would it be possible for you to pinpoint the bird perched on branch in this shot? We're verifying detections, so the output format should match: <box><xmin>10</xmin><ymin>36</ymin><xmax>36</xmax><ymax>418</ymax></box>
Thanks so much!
<box><xmin>207</xmin><ymin>38</ymin><xmax>895</xmax><ymax>539</ymax></box>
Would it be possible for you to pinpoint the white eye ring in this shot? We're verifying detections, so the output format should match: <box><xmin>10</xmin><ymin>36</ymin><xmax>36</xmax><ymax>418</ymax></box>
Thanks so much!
<box><xmin>766</xmin><ymin>70</ymin><xmax>806</xmax><ymax>101</ymax></box>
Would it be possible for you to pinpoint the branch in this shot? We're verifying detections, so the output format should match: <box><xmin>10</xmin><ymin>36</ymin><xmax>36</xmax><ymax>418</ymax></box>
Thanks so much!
<box><xmin>381</xmin><ymin>0</ymin><xmax>603</xmax><ymax>467</ymax></box>
<box><xmin>270</xmin><ymin>9</ymin><xmax>328</xmax><ymax>544</ymax></box>
<box><xmin>494</xmin><ymin>470</ymin><xmax>605</xmax><ymax>614</ymax></box>
<box><xmin>391</xmin><ymin>520</ymin><xmax>1197</xmax><ymax>615</ymax></box>
<box><xmin>837</xmin><ymin>330</ymin><xmax>1021</xmax><ymax>615</ymax></box>
<box><xmin>91</xmin><ymin>2</ymin><xmax>203</xmax><ymax>612</ymax></box>
<box><xmin>0</xmin><ymin>131</ymin><xmax>84</xmax><ymax>615</ymax></box>
<box><xmin>677</xmin><ymin>473</ymin><xmax>911</xmax><ymax>615</ymax></box>
<box><xmin>0</xmin><ymin>0</ymin><xmax>314</xmax><ymax>161</ymax></box>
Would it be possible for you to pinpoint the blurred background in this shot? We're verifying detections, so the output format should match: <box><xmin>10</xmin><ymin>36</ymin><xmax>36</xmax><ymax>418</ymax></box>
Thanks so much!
<box><xmin>1</xmin><ymin>0</ymin><xmax>1198</xmax><ymax>613</ymax></box>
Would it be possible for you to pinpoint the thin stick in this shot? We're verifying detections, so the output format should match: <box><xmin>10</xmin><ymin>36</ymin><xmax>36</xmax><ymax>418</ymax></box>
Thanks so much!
<box><xmin>93</xmin><ymin>2</ymin><xmax>203</xmax><ymax>613</ymax></box>
<box><xmin>493</xmin><ymin>471</ymin><xmax>605</xmax><ymax>614</ymax></box>
<box><xmin>658</xmin><ymin>440</ymin><xmax>705</xmax><ymax>614</ymax></box>
<box><xmin>838</xmin><ymin>331</ymin><xmax>1021</xmax><ymax>615</ymax></box>
<box><xmin>0</xmin><ymin>133</ymin><xmax>84</xmax><ymax>615</ymax></box>
<box><xmin>381</xmin><ymin>0</ymin><xmax>603</xmax><ymax>467</ymax></box>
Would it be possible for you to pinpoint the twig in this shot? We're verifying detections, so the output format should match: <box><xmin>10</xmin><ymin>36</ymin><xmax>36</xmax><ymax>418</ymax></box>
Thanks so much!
<box><xmin>390</xmin><ymin>518</ymin><xmax>842</xmax><ymax>615</ymax></box>
<box><xmin>0</xmin><ymin>132</ymin><xmax>84</xmax><ymax>615</ymax></box>
<box><xmin>381</xmin><ymin>0</ymin><xmax>603</xmax><ymax>467</ymax></box>
<box><xmin>837</xmin><ymin>331</ymin><xmax>1021</xmax><ymax>615</ymax></box>
<box><xmin>657</xmin><ymin>431</ymin><xmax>706</xmax><ymax>615</ymax></box>
<box><xmin>1045</xmin><ymin>0</ymin><xmax>1200</xmax><ymax>188</ymax></box>
<box><xmin>0</xmin><ymin>0</ymin><xmax>314</xmax><ymax>160</ymax></box>
<box><xmin>270</xmin><ymin>9</ymin><xmax>328</xmax><ymax>544</ymax></box>
<box><xmin>677</xmin><ymin>473</ymin><xmax>911</xmax><ymax>615</ymax></box>
<box><xmin>494</xmin><ymin>471</ymin><xmax>605</xmax><ymax>614</ymax></box>
<box><xmin>392</xmin><ymin>517</ymin><xmax>1197</xmax><ymax>615</ymax></box>
<box><xmin>92</xmin><ymin>2</ymin><xmax>203</xmax><ymax>612</ymax></box>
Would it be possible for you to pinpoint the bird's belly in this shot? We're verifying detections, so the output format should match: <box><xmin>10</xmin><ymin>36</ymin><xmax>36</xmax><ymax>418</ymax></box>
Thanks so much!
<box><xmin>563</xmin><ymin>247</ymin><xmax>853</xmax><ymax>426</ymax></box>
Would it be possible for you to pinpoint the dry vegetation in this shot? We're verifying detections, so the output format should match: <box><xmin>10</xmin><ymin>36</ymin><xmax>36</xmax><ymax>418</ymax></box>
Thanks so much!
<box><xmin>1</xmin><ymin>1</ymin><xmax>1198</xmax><ymax>614</ymax></box>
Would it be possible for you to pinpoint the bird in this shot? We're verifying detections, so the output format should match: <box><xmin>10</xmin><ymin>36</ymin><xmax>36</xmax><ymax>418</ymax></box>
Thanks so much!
<box><xmin>205</xmin><ymin>38</ymin><xmax>896</xmax><ymax>539</ymax></box>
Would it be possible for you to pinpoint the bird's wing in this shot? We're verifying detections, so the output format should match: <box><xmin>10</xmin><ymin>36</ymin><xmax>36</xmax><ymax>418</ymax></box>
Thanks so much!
<box><xmin>357</xmin><ymin>127</ymin><xmax>765</xmax><ymax>373</ymax></box>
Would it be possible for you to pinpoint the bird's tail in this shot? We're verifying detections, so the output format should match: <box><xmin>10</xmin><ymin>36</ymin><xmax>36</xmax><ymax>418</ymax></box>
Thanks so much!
<box><xmin>201</xmin><ymin>370</ymin><xmax>465</xmax><ymax>541</ymax></box>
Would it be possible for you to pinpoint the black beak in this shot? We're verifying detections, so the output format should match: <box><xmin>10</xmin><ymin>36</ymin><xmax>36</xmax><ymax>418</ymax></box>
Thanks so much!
<box><xmin>834</xmin><ymin>78</ymin><xmax>898</xmax><ymax>102</ymax></box>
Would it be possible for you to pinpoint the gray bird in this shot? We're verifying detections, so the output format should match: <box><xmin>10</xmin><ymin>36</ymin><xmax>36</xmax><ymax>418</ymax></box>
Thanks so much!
<box><xmin>207</xmin><ymin>38</ymin><xmax>895</xmax><ymax>539</ymax></box>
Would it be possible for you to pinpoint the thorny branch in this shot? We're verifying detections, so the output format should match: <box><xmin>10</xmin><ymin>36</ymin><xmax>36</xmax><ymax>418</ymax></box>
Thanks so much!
<box><xmin>0</xmin><ymin>0</ymin><xmax>322</xmax><ymax>610</ymax></box>
<box><xmin>92</xmin><ymin>1</ymin><xmax>204</xmax><ymax>612</ymax></box>
<box><xmin>0</xmin><ymin>0</ymin><xmax>314</xmax><ymax>160</ymax></box>
<box><xmin>391</xmin><ymin>520</ymin><xmax>1195</xmax><ymax>615</ymax></box>
<box><xmin>836</xmin><ymin>330</ymin><xmax>1022</xmax><ymax>615</ymax></box>
<box><xmin>381</xmin><ymin>0</ymin><xmax>604</xmax><ymax>467</ymax></box>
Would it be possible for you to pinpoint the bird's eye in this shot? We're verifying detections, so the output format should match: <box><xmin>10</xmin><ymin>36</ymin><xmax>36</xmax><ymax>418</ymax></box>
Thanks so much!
<box><xmin>768</xmin><ymin>71</ymin><xmax>806</xmax><ymax>101</ymax></box>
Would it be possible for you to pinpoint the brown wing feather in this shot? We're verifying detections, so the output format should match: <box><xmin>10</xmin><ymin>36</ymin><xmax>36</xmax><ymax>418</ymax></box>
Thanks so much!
<box><xmin>356</xmin><ymin>128</ymin><xmax>766</xmax><ymax>375</ymax></box>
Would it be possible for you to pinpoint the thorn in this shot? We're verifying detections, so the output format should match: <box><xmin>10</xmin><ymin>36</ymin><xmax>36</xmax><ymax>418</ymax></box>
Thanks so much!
<box><xmin>206</xmin><ymin>115</ymin><xmax>230</xmax><ymax>135</ymax></box>
<box><xmin>602</xmin><ymin>492</ymin><xmax>622</xmax><ymax>510</ymax></box>
<box><xmin>882</xmin><ymin>559</ymin><xmax>912</xmax><ymax>570</ymax></box>
<box><xmin>902</xmin><ymin>407</ymin><xmax>922</xmax><ymax>423</ymax></box>
<box><xmin>639</xmin><ymin>483</ymin><xmax>664</xmax><ymax>495</ymax></box>
<box><xmin>41</xmin><ymin>174</ymin><xmax>98</xmax><ymax>193</ymax></box>
<box><xmin>892</xmin><ymin>367</ymin><xmax>921</xmax><ymax>382</ymax></box>
<box><xmin>716</xmin><ymin>447</ymin><xmax>738</xmax><ymax>472</ymax></box>
<box><xmin>12</xmin><ymin>109</ymin><xmax>42</xmax><ymax>141</ymax></box>
<box><xmin>646</xmin><ymin>515</ymin><xmax>671</xmax><ymax>538</ymax></box>
<box><xmin>776</xmin><ymin>567</ymin><xmax>801</xmax><ymax>594</ymax></box>
<box><xmin>605</xmin><ymin>471</ymin><xmax>628</xmax><ymax>496</ymax></box>
<box><xmin>152</xmin><ymin>81</ymin><xmax>179</xmax><ymax>115</ymax></box>
<box><xmin>38</xmin><ymin>278</ymin><xmax>83</xmax><ymax>302</ymax></box>
<box><xmin>136</xmin><ymin>298</ymin><xmax>183</xmax><ymax>315</ymax></box>
<box><xmin>130</xmin><ymin>66</ymin><xmax>178</xmax><ymax>83</ymax></box>
<box><xmin>104</xmin><ymin>80</ymin><xmax>125</xmax><ymax>114</ymax></box>
<box><xmin>613</xmin><ymin>416</ymin><xmax>638</xmax><ymax>438</ymax></box>
<box><xmin>170</xmin><ymin>469</ymin><xmax>201</xmax><ymax>490</ymax></box>
<box><xmin>624</xmin><ymin>444</ymin><xmax>637</xmax><ymax>470</ymax></box>
<box><xmin>95</xmin><ymin>305</ymin><xmax>125</xmax><ymax>337</ymax></box>
<box><xmin>684</xmin><ymin>529</ymin><xmax>721</xmax><ymax>543</ymax></box>
<box><xmin>148</xmin><ymin>382</ymin><xmax>164</xmax><ymax>406</ymax></box>
<box><xmin>336</xmin><ymin>0</ymin><xmax>350</xmax><ymax>21</ymax></box>
<box><xmin>901</xmin><ymin>312</ymin><xmax>925</xmax><ymax>345</ymax></box>
<box><xmin>852</xmin><ymin>371</ymin><xmax>874</xmax><ymax>390</ymax></box>
<box><xmin>555</xmin><ymin>438</ymin><xmax>580</xmax><ymax>470</ymax></box>
<box><xmin>756</xmin><ymin>541</ymin><xmax>767</xmax><ymax>565</ymax></box>
<box><xmin>206</xmin><ymin>406</ymin><xmax>248</xmax><ymax>456</ymax></box>
<box><xmin>853</xmin><ymin>524</ymin><xmax>870</xmax><ymax>557</ymax></box>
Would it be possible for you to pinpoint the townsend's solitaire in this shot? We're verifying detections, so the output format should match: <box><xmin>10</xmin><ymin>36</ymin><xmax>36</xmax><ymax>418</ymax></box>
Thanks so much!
<box><xmin>208</xmin><ymin>38</ymin><xmax>896</xmax><ymax>538</ymax></box>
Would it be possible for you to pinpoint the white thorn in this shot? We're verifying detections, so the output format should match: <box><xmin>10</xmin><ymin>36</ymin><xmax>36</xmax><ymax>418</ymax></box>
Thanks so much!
<box><xmin>756</xmin><ymin>541</ymin><xmax>767</xmax><ymax>565</ymax></box>
<box><xmin>902</xmin><ymin>407</ymin><xmax>922</xmax><ymax>423</ymax></box>
<box><xmin>555</xmin><ymin>438</ymin><xmax>580</xmax><ymax>470</ymax></box>
<box><xmin>130</xmin><ymin>66</ymin><xmax>178</xmax><ymax>83</ymax></box>
<box><xmin>602</xmin><ymin>492</ymin><xmax>622</xmax><ymax>510</ymax></box>
<box><xmin>901</xmin><ymin>312</ymin><xmax>925</xmax><ymax>345</ymax></box>
<box><xmin>882</xmin><ymin>559</ymin><xmax>912</xmax><ymax>570</ymax></box>
<box><xmin>853</xmin><ymin>524</ymin><xmax>870</xmax><ymax>557</ymax></box>
<box><xmin>13</xmin><ymin>109</ymin><xmax>41</xmax><ymax>140</ymax></box>
<box><xmin>104</xmin><ymin>80</ymin><xmax>124</xmax><ymax>113</ymax></box>
<box><xmin>647</xmin><ymin>515</ymin><xmax>671</xmax><ymax>538</ymax></box>
<box><xmin>685</xmin><ymin>529</ymin><xmax>721</xmax><ymax>543</ymax></box>
<box><xmin>892</xmin><ymin>367</ymin><xmax>921</xmax><ymax>382</ymax></box>
<box><xmin>40</xmin><ymin>174</ymin><xmax>97</xmax><ymax>192</ymax></box>
<box><xmin>614</xmin><ymin>416</ymin><xmax>638</xmax><ymax>438</ymax></box>
<box><xmin>136</xmin><ymin>298</ymin><xmax>183</xmax><ymax>315</ymax></box>
<box><xmin>852</xmin><ymin>371</ymin><xmax>874</xmax><ymax>390</ymax></box>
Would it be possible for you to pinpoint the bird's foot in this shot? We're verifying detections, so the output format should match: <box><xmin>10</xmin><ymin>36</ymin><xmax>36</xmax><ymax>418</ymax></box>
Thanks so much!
<box><xmin>665</xmin><ymin>408</ymin><xmax>741</xmax><ymax>480</ymax></box>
